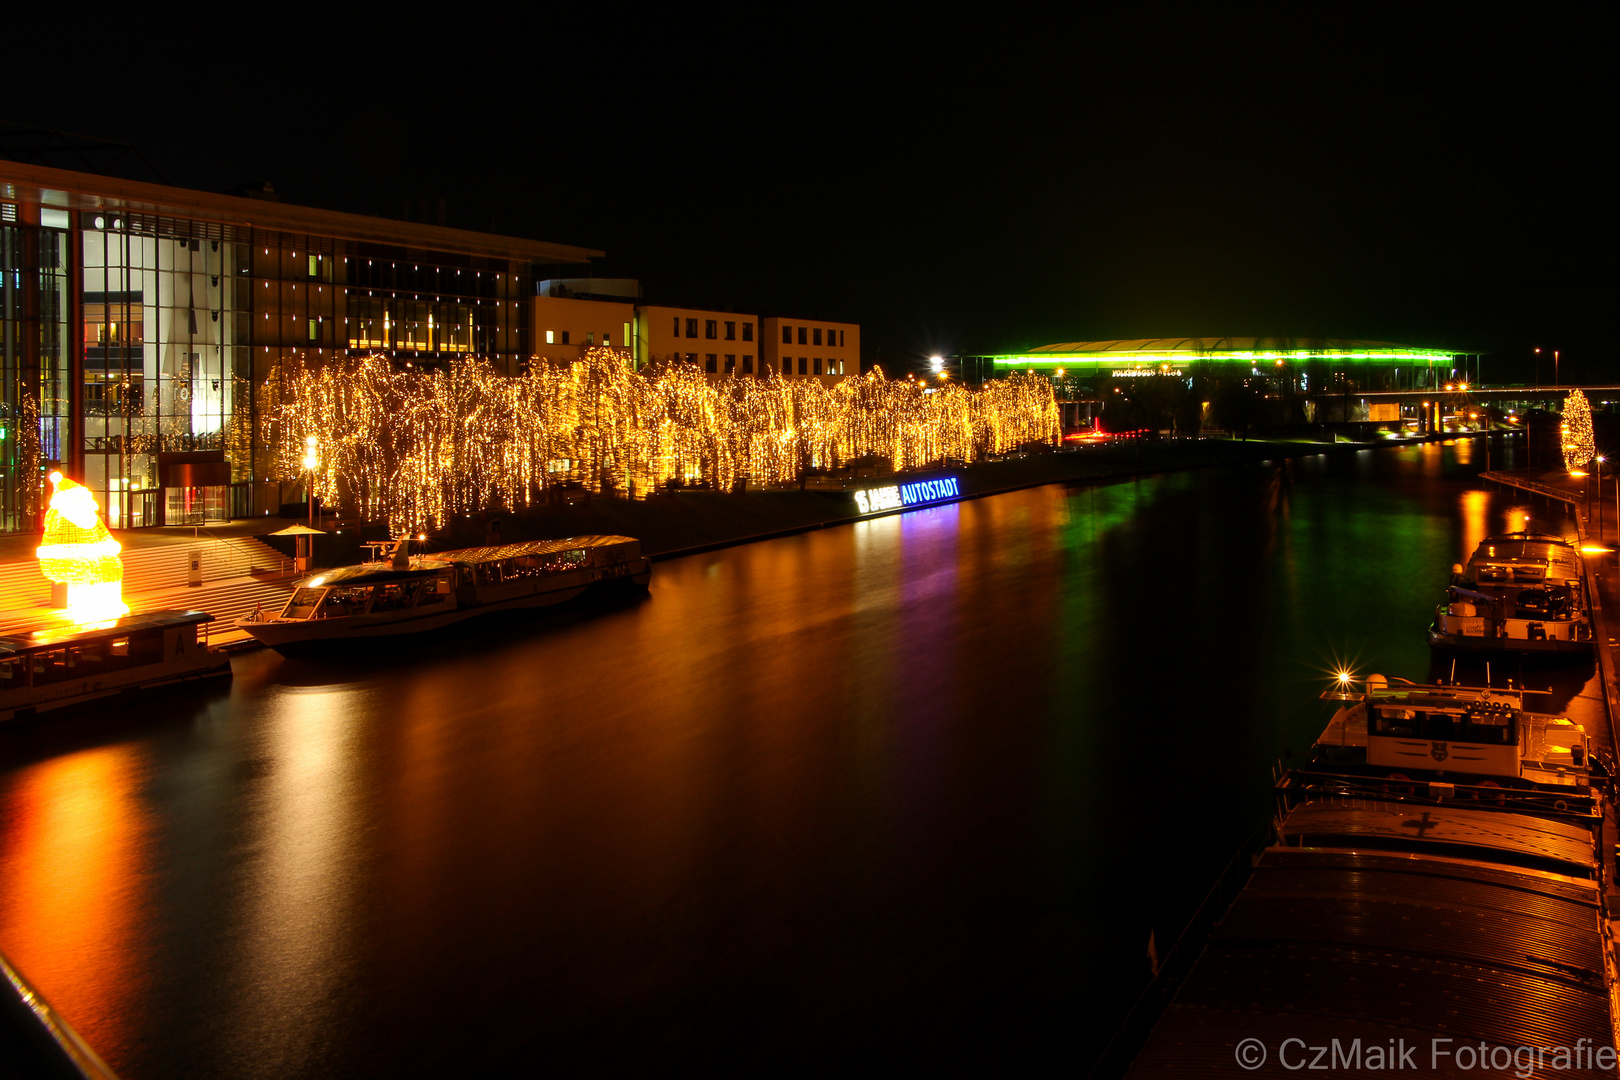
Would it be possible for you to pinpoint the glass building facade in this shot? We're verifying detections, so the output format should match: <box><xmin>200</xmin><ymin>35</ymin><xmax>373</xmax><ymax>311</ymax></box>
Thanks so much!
<box><xmin>0</xmin><ymin>164</ymin><xmax>596</xmax><ymax>535</ymax></box>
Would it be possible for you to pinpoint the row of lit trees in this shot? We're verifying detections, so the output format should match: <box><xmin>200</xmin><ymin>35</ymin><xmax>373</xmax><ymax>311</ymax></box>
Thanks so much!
<box><xmin>265</xmin><ymin>349</ymin><xmax>1060</xmax><ymax>533</ymax></box>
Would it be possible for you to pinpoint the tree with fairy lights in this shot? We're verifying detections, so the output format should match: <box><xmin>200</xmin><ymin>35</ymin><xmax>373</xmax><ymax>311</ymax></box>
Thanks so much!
<box><xmin>1561</xmin><ymin>389</ymin><xmax>1596</xmax><ymax>472</ymax></box>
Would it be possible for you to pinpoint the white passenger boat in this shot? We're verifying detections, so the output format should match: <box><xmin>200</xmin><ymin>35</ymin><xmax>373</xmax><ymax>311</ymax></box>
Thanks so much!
<box><xmin>1427</xmin><ymin>531</ymin><xmax>1592</xmax><ymax>655</ymax></box>
<box><xmin>0</xmin><ymin>610</ymin><xmax>230</xmax><ymax>722</ymax></box>
<box><xmin>239</xmin><ymin>535</ymin><xmax>650</xmax><ymax>654</ymax></box>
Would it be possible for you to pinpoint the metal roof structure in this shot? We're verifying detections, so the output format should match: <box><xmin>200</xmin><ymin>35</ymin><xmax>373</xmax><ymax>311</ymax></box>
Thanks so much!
<box><xmin>0</xmin><ymin>160</ymin><xmax>602</xmax><ymax>265</ymax></box>
<box><xmin>992</xmin><ymin>337</ymin><xmax>1460</xmax><ymax>369</ymax></box>
<box><xmin>1125</xmin><ymin>800</ymin><xmax>1613</xmax><ymax>1077</ymax></box>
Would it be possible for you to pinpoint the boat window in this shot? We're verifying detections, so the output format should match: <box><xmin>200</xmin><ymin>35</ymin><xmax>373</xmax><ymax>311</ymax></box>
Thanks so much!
<box><xmin>324</xmin><ymin>587</ymin><xmax>373</xmax><ymax>617</ymax></box>
<box><xmin>285</xmin><ymin>588</ymin><xmax>327</xmax><ymax>620</ymax></box>
<box><xmin>129</xmin><ymin>632</ymin><xmax>163</xmax><ymax>665</ymax></box>
<box><xmin>32</xmin><ymin>648</ymin><xmax>75</xmax><ymax>685</ymax></box>
<box><xmin>1374</xmin><ymin>707</ymin><xmax>1419</xmax><ymax>737</ymax></box>
<box><xmin>417</xmin><ymin>577</ymin><xmax>450</xmax><ymax>605</ymax></box>
<box><xmin>476</xmin><ymin>563</ymin><xmax>503</xmax><ymax>586</ymax></box>
<box><xmin>1513</xmin><ymin>566</ymin><xmax>1544</xmax><ymax>581</ymax></box>
<box><xmin>1476</xmin><ymin>566</ymin><xmax>1508</xmax><ymax>583</ymax></box>
<box><xmin>110</xmin><ymin>637</ymin><xmax>129</xmax><ymax>657</ymax></box>
<box><xmin>1459</xmin><ymin>711</ymin><xmax>1514</xmax><ymax>745</ymax></box>
<box><xmin>372</xmin><ymin>581</ymin><xmax>421</xmax><ymax>612</ymax></box>
<box><xmin>0</xmin><ymin>657</ymin><xmax>25</xmax><ymax>687</ymax></box>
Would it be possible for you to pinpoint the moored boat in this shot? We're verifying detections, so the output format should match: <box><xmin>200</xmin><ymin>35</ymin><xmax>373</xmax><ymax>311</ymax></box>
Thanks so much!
<box><xmin>0</xmin><ymin>610</ymin><xmax>229</xmax><ymax>723</ymax></box>
<box><xmin>1428</xmin><ymin>530</ymin><xmax>1593</xmax><ymax>655</ymax></box>
<box><xmin>238</xmin><ymin>534</ymin><xmax>650</xmax><ymax>653</ymax></box>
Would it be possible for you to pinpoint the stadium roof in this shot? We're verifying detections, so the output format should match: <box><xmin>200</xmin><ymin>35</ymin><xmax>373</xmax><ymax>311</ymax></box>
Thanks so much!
<box><xmin>993</xmin><ymin>337</ymin><xmax>1460</xmax><ymax>366</ymax></box>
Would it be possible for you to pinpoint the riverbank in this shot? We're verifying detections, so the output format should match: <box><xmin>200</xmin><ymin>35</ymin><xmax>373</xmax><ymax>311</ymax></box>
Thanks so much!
<box><xmin>385</xmin><ymin>431</ymin><xmax>1495</xmax><ymax>563</ymax></box>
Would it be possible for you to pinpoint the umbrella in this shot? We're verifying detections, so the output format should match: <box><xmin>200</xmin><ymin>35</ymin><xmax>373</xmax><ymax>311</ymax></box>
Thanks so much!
<box><xmin>267</xmin><ymin>524</ymin><xmax>326</xmax><ymax>536</ymax></box>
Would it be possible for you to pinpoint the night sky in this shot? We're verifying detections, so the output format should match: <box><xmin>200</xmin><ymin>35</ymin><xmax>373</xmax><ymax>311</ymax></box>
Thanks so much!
<box><xmin>8</xmin><ymin>10</ymin><xmax>1611</xmax><ymax>379</ymax></box>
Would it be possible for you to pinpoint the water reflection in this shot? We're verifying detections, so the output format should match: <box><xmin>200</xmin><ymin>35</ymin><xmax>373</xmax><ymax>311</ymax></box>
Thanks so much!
<box><xmin>0</xmin><ymin>745</ymin><xmax>147</xmax><ymax>1063</ymax></box>
<box><xmin>0</xmin><ymin>435</ymin><xmax>1595</xmax><ymax>1077</ymax></box>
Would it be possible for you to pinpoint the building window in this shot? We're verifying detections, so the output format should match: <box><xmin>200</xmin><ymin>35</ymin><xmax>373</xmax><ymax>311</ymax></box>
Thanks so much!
<box><xmin>674</xmin><ymin>316</ymin><xmax>680</xmax><ymax>336</ymax></box>
<box><xmin>838</xmin><ymin>330</ymin><xmax>845</xmax><ymax>347</ymax></box>
<box><xmin>814</xmin><ymin>358</ymin><xmax>822</xmax><ymax>375</ymax></box>
<box><xmin>725</xmin><ymin>354</ymin><xmax>735</xmax><ymax>372</ymax></box>
<box><xmin>686</xmin><ymin>318</ymin><xmax>698</xmax><ymax>338</ymax></box>
<box><xmin>308</xmin><ymin>318</ymin><xmax>319</xmax><ymax>341</ymax></box>
<box><xmin>813</xmin><ymin>328</ymin><xmax>822</xmax><ymax>346</ymax></box>
<box><xmin>782</xmin><ymin>325</ymin><xmax>792</xmax><ymax>344</ymax></box>
<box><xmin>798</xmin><ymin>327</ymin><xmax>807</xmax><ymax>345</ymax></box>
<box><xmin>706</xmin><ymin>354</ymin><xmax>718</xmax><ymax>372</ymax></box>
<box><xmin>799</xmin><ymin>357</ymin><xmax>807</xmax><ymax>374</ymax></box>
<box><xmin>545</xmin><ymin>330</ymin><xmax>555</xmax><ymax>344</ymax></box>
<box><xmin>835</xmin><ymin>359</ymin><xmax>844</xmax><ymax>375</ymax></box>
<box><xmin>586</xmin><ymin>331</ymin><xmax>594</xmax><ymax>346</ymax></box>
<box><xmin>743</xmin><ymin>323</ymin><xmax>753</xmax><ymax>342</ymax></box>
<box><xmin>623</xmin><ymin>321</ymin><xmax>631</xmax><ymax>347</ymax></box>
<box><xmin>307</xmin><ymin>254</ymin><xmax>319</xmax><ymax>278</ymax></box>
<box><xmin>684</xmin><ymin>352</ymin><xmax>698</xmax><ymax>365</ymax></box>
<box><xmin>743</xmin><ymin>355</ymin><xmax>753</xmax><ymax>374</ymax></box>
<box><xmin>725</xmin><ymin>321</ymin><xmax>736</xmax><ymax>340</ymax></box>
<box><xmin>705</xmin><ymin>320</ymin><xmax>717</xmax><ymax>339</ymax></box>
<box><xmin>561</xmin><ymin>330</ymin><xmax>570</xmax><ymax>345</ymax></box>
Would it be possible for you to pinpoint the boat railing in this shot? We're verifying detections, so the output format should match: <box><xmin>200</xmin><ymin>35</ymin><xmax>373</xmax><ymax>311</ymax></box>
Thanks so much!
<box><xmin>1</xmin><ymin>949</ymin><xmax>121</xmax><ymax>1079</ymax></box>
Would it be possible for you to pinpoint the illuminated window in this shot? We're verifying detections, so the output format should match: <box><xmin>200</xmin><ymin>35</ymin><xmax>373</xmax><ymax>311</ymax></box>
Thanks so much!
<box><xmin>586</xmin><ymin>331</ymin><xmax>594</xmax><ymax>346</ymax></box>
<box><xmin>725</xmin><ymin>321</ymin><xmax>736</xmax><ymax>340</ymax></box>
<box><xmin>706</xmin><ymin>354</ymin><xmax>717</xmax><ymax>372</ymax></box>
<box><xmin>307</xmin><ymin>254</ymin><xmax>319</xmax><ymax>277</ymax></box>
<box><xmin>546</xmin><ymin>330</ymin><xmax>554</xmax><ymax>344</ymax></box>
<box><xmin>742</xmin><ymin>323</ymin><xmax>753</xmax><ymax>342</ymax></box>
<box><xmin>813</xmin><ymin>328</ymin><xmax>822</xmax><ymax>346</ymax></box>
<box><xmin>308</xmin><ymin>318</ymin><xmax>318</xmax><ymax>341</ymax></box>
<box><xmin>705</xmin><ymin>320</ymin><xmax>717</xmax><ymax>340</ymax></box>
<box><xmin>686</xmin><ymin>318</ymin><xmax>698</xmax><ymax>338</ymax></box>
<box><xmin>622</xmin><ymin>321</ymin><xmax>631</xmax><ymax>346</ymax></box>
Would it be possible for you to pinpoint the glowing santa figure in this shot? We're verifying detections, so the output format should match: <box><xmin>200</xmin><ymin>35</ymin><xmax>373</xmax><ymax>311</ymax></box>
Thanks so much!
<box><xmin>36</xmin><ymin>471</ymin><xmax>128</xmax><ymax>620</ymax></box>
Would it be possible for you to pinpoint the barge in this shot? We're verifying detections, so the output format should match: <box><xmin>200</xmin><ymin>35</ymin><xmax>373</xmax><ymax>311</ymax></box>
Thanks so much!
<box><xmin>239</xmin><ymin>535</ymin><xmax>650</xmax><ymax>654</ymax></box>
<box><xmin>1429</xmin><ymin>531</ymin><xmax>1593</xmax><ymax>656</ymax></box>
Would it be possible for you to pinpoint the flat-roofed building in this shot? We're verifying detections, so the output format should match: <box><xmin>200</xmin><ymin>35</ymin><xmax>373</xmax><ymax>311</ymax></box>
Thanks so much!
<box><xmin>530</xmin><ymin>295</ymin><xmax>635</xmax><ymax>366</ymax></box>
<box><xmin>0</xmin><ymin>159</ymin><xmax>599</xmax><ymax>532</ymax></box>
<box><xmin>762</xmin><ymin>317</ymin><xmax>859</xmax><ymax>385</ymax></box>
<box><xmin>635</xmin><ymin>305</ymin><xmax>760</xmax><ymax>379</ymax></box>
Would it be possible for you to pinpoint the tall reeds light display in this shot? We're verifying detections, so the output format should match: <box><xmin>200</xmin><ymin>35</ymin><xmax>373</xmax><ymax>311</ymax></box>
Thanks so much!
<box><xmin>265</xmin><ymin>350</ymin><xmax>1060</xmax><ymax>533</ymax></box>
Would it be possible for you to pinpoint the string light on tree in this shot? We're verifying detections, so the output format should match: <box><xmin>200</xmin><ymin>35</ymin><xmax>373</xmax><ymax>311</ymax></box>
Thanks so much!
<box><xmin>1562</xmin><ymin>389</ymin><xmax>1596</xmax><ymax>472</ymax></box>
<box><xmin>266</xmin><ymin>349</ymin><xmax>1060</xmax><ymax>534</ymax></box>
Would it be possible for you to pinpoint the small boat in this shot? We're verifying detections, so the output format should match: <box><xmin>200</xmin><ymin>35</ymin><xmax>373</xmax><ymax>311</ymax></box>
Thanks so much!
<box><xmin>1427</xmin><ymin>531</ymin><xmax>1592</xmax><ymax>655</ymax></box>
<box><xmin>0</xmin><ymin>610</ymin><xmax>230</xmax><ymax>723</ymax></box>
<box><xmin>239</xmin><ymin>535</ymin><xmax>650</xmax><ymax>654</ymax></box>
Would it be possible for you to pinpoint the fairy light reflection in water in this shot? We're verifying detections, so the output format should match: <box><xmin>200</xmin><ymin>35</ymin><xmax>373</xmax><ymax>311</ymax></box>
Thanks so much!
<box><xmin>0</xmin><ymin>436</ymin><xmax>1596</xmax><ymax>1078</ymax></box>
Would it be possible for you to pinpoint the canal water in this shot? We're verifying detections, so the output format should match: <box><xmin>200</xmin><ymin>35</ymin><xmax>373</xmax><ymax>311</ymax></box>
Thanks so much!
<box><xmin>0</xmin><ymin>437</ymin><xmax>1593</xmax><ymax>1077</ymax></box>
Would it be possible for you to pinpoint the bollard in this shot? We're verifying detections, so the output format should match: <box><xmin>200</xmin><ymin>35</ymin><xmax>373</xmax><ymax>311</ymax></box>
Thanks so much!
<box><xmin>187</xmin><ymin>549</ymin><xmax>203</xmax><ymax>587</ymax></box>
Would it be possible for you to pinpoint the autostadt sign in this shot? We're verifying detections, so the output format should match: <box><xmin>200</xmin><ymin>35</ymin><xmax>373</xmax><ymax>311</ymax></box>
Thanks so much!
<box><xmin>853</xmin><ymin>476</ymin><xmax>961</xmax><ymax>515</ymax></box>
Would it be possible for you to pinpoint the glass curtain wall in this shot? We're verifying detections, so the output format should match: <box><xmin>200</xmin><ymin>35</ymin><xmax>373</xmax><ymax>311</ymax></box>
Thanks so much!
<box><xmin>0</xmin><ymin>221</ymin><xmax>70</xmax><ymax>534</ymax></box>
<box><xmin>81</xmin><ymin>224</ymin><xmax>241</xmax><ymax>527</ymax></box>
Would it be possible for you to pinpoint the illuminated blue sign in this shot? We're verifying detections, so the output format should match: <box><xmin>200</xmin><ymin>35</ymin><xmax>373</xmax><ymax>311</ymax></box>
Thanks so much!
<box><xmin>853</xmin><ymin>476</ymin><xmax>960</xmax><ymax>515</ymax></box>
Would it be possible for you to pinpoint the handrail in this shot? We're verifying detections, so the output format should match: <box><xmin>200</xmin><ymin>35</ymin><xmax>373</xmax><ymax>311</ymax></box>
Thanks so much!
<box><xmin>1480</xmin><ymin>470</ymin><xmax>1580</xmax><ymax>505</ymax></box>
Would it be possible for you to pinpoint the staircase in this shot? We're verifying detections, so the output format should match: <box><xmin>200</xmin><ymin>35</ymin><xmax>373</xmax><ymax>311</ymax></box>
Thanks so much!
<box><xmin>0</xmin><ymin>534</ymin><xmax>298</xmax><ymax>643</ymax></box>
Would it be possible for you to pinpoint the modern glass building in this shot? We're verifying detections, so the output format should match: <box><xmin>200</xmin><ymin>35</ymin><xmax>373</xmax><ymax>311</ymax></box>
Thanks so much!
<box><xmin>0</xmin><ymin>161</ymin><xmax>598</xmax><ymax>534</ymax></box>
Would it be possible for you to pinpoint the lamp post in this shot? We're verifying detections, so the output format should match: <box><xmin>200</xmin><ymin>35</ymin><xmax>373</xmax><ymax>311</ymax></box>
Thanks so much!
<box><xmin>302</xmin><ymin>435</ymin><xmax>318</xmax><ymax>570</ymax></box>
<box><xmin>1595</xmin><ymin>456</ymin><xmax>1607</xmax><ymax>543</ymax></box>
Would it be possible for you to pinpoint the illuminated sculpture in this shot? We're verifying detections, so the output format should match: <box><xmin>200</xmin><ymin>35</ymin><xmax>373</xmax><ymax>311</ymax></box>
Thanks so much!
<box><xmin>1562</xmin><ymin>390</ymin><xmax>1596</xmax><ymax>472</ymax></box>
<box><xmin>36</xmin><ymin>471</ymin><xmax>128</xmax><ymax>620</ymax></box>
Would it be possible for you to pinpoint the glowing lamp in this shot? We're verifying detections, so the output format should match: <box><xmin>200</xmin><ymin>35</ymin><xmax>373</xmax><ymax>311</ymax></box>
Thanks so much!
<box><xmin>36</xmin><ymin>471</ymin><xmax>127</xmax><ymax>620</ymax></box>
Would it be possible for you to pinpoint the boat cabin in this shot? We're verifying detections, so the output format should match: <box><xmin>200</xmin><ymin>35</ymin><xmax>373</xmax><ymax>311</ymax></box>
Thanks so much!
<box><xmin>1316</xmin><ymin>677</ymin><xmax>1590</xmax><ymax>788</ymax></box>
<box><xmin>0</xmin><ymin>610</ymin><xmax>221</xmax><ymax>720</ymax></box>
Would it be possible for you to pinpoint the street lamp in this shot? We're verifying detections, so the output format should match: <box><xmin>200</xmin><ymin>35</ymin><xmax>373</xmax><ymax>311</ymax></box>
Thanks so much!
<box><xmin>302</xmin><ymin>435</ymin><xmax>319</xmax><ymax>567</ymax></box>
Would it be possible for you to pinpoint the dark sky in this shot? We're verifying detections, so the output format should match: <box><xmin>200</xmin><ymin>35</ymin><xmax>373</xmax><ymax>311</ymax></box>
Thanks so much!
<box><xmin>8</xmin><ymin>9</ymin><xmax>1612</xmax><ymax>380</ymax></box>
